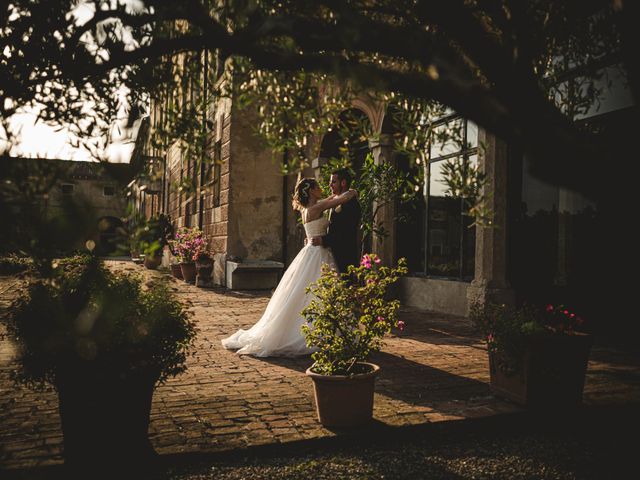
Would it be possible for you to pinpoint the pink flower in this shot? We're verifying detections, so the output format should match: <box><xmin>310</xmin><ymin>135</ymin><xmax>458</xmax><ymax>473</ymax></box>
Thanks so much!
<box><xmin>546</xmin><ymin>304</ymin><xmax>554</xmax><ymax>312</ymax></box>
<box><xmin>397</xmin><ymin>320</ymin><xmax>405</xmax><ymax>331</ymax></box>
<box><xmin>374</xmin><ymin>257</ymin><xmax>381</xmax><ymax>264</ymax></box>
<box><xmin>563</xmin><ymin>310</ymin><xmax>569</xmax><ymax>316</ymax></box>
<box><xmin>377</xmin><ymin>315</ymin><xmax>385</xmax><ymax>323</ymax></box>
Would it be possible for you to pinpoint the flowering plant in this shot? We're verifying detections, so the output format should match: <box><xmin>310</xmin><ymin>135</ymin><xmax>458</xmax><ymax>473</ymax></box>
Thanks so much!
<box><xmin>301</xmin><ymin>253</ymin><xmax>408</xmax><ymax>376</ymax></box>
<box><xmin>470</xmin><ymin>301</ymin><xmax>587</xmax><ymax>374</ymax></box>
<box><xmin>169</xmin><ymin>227</ymin><xmax>207</xmax><ymax>263</ymax></box>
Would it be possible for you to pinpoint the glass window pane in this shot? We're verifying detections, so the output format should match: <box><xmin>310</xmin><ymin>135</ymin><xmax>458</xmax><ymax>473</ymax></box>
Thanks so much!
<box><xmin>427</xmin><ymin>160</ymin><xmax>461</xmax><ymax>277</ymax></box>
<box><xmin>462</xmin><ymin>209</ymin><xmax>476</xmax><ymax>279</ymax></box>
<box><xmin>395</xmin><ymin>156</ymin><xmax>426</xmax><ymax>273</ymax></box>
<box><xmin>429</xmin><ymin>119</ymin><xmax>463</xmax><ymax>160</ymax></box>
<box><xmin>426</xmin><ymin>194</ymin><xmax>461</xmax><ymax>278</ymax></box>
<box><xmin>574</xmin><ymin>64</ymin><xmax>634</xmax><ymax>120</ymax></box>
<box><xmin>429</xmin><ymin>159</ymin><xmax>449</xmax><ymax>198</ymax></box>
<box><xmin>466</xmin><ymin>121</ymin><xmax>478</xmax><ymax>149</ymax></box>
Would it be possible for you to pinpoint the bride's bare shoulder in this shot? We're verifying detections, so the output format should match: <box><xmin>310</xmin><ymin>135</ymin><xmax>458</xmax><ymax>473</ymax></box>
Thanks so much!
<box><xmin>300</xmin><ymin>208</ymin><xmax>319</xmax><ymax>224</ymax></box>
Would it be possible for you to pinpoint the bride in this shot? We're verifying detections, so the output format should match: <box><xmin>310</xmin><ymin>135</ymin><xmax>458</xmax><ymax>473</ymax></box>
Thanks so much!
<box><xmin>221</xmin><ymin>177</ymin><xmax>357</xmax><ymax>357</ymax></box>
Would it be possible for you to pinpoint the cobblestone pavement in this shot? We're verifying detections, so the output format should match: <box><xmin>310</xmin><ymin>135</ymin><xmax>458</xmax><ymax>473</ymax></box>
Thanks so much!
<box><xmin>1</xmin><ymin>261</ymin><xmax>639</xmax><ymax>471</ymax></box>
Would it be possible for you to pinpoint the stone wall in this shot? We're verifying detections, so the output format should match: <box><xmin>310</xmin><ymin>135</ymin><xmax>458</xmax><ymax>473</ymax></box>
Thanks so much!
<box><xmin>166</xmin><ymin>142</ymin><xmax>183</xmax><ymax>228</ymax></box>
<box><xmin>203</xmin><ymin>99</ymin><xmax>231</xmax><ymax>285</ymax></box>
<box><xmin>399</xmin><ymin>277</ymin><xmax>470</xmax><ymax>317</ymax></box>
<box><xmin>226</xmin><ymin>102</ymin><xmax>283</xmax><ymax>263</ymax></box>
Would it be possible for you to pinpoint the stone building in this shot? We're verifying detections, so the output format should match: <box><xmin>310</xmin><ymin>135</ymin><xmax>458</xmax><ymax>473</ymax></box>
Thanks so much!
<box><xmin>0</xmin><ymin>157</ymin><xmax>130</xmax><ymax>255</ymax></box>
<box><xmin>131</xmin><ymin>35</ymin><xmax>633</xmax><ymax>334</ymax></box>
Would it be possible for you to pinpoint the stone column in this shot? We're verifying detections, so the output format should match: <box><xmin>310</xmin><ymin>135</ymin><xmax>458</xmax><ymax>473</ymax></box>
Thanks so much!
<box><xmin>466</xmin><ymin>130</ymin><xmax>515</xmax><ymax>312</ymax></box>
<box><xmin>368</xmin><ymin>135</ymin><xmax>396</xmax><ymax>265</ymax></box>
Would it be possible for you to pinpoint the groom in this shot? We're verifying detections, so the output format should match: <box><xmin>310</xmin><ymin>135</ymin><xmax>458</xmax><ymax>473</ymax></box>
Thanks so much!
<box><xmin>312</xmin><ymin>168</ymin><xmax>361</xmax><ymax>274</ymax></box>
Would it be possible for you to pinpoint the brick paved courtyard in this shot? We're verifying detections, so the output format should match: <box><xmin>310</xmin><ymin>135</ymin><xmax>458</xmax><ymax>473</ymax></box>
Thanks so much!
<box><xmin>1</xmin><ymin>260</ymin><xmax>639</xmax><ymax>471</ymax></box>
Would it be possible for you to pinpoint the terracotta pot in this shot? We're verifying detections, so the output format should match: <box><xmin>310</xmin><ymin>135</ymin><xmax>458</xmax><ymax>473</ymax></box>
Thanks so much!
<box><xmin>170</xmin><ymin>263</ymin><xmax>183</xmax><ymax>279</ymax></box>
<box><xmin>306</xmin><ymin>362</ymin><xmax>380</xmax><ymax>427</ymax></box>
<box><xmin>489</xmin><ymin>331</ymin><xmax>592</xmax><ymax>407</ymax></box>
<box><xmin>143</xmin><ymin>254</ymin><xmax>162</xmax><ymax>270</ymax></box>
<box><xmin>180</xmin><ymin>262</ymin><xmax>197</xmax><ymax>283</ymax></box>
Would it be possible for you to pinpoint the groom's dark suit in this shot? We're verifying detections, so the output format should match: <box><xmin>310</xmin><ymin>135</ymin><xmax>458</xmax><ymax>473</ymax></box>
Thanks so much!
<box><xmin>323</xmin><ymin>197</ymin><xmax>361</xmax><ymax>274</ymax></box>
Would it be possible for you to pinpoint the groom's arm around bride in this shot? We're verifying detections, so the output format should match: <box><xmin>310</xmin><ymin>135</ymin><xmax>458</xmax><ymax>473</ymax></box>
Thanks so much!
<box><xmin>312</xmin><ymin>168</ymin><xmax>361</xmax><ymax>274</ymax></box>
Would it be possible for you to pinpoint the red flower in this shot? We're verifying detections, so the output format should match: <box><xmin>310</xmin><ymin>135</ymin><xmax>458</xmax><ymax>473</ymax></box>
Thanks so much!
<box><xmin>546</xmin><ymin>304</ymin><xmax>554</xmax><ymax>312</ymax></box>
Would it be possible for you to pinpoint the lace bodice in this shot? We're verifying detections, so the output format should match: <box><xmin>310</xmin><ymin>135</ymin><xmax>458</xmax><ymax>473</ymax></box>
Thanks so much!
<box><xmin>303</xmin><ymin>217</ymin><xmax>329</xmax><ymax>238</ymax></box>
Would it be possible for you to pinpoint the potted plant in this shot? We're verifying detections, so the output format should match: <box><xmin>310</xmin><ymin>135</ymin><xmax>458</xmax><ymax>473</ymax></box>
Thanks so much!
<box><xmin>301</xmin><ymin>253</ymin><xmax>408</xmax><ymax>427</ymax></box>
<box><xmin>169</xmin><ymin>226</ymin><xmax>206</xmax><ymax>283</ymax></box>
<box><xmin>195</xmin><ymin>252</ymin><xmax>213</xmax><ymax>286</ymax></box>
<box><xmin>134</xmin><ymin>214</ymin><xmax>173</xmax><ymax>270</ymax></box>
<box><xmin>165</xmin><ymin>220</ymin><xmax>183</xmax><ymax>279</ymax></box>
<box><xmin>3</xmin><ymin>254</ymin><xmax>196</xmax><ymax>475</ymax></box>
<box><xmin>470</xmin><ymin>301</ymin><xmax>592</xmax><ymax>408</ymax></box>
<box><xmin>169</xmin><ymin>257</ymin><xmax>184</xmax><ymax>279</ymax></box>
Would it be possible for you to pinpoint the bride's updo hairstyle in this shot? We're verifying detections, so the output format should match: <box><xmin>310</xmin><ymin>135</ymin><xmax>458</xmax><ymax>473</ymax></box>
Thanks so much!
<box><xmin>292</xmin><ymin>177</ymin><xmax>318</xmax><ymax>211</ymax></box>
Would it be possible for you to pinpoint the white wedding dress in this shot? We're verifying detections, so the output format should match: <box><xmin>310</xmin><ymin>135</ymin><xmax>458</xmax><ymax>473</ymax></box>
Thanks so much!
<box><xmin>221</xmin><ymin>216</ymin><xmax>336</xmax><ymax>357</ymax></box>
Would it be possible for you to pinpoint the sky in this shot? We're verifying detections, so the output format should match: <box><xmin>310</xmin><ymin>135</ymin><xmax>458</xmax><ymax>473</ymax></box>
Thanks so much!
<box><xmin>2</xmin><ymin>109</ymin><xmax>140</xmax><ymax>163</ymax></box>
<box><xmin>0</xmin><ymin>0</ymin><xmax>146</xmax><ymax>163</ymax></box>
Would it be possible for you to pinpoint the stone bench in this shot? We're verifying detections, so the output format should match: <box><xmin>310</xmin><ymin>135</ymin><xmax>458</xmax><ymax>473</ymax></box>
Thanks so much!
<box><xmin>225</xmin><ymin>260</ymin><xmax>285</xmax><ymax>290</ymax></box>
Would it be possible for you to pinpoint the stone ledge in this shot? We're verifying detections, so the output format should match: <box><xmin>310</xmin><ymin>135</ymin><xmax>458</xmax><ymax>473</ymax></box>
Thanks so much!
<box><xmin>225</xmin><ymin>260</ymin><xmax>285</xmax><ymax>290</ymax></box>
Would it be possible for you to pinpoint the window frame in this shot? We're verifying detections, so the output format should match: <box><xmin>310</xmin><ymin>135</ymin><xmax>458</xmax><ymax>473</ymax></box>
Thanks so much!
<box><xmin>422</xmin><ymin>114</ymin><xmax>479</xmax><ymax>281</ymax></box>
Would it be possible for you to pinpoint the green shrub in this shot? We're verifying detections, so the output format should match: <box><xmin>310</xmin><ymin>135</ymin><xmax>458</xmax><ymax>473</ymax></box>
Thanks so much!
<box><xmin>4</xmin><ymin>254</ymin><xmax>196</xmax><ymax>389</ymax></box>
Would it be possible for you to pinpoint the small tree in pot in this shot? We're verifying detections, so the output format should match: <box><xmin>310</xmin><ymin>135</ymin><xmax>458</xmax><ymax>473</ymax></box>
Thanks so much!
<box><xmin>4</xmin><ymin>254</ymin><xmax>196</xmax><ymax>476</ymax></box>
<box><xmin>301</xmin><ymin>253</ymin><xmax>407</xmax><ymax>426</ymax></box>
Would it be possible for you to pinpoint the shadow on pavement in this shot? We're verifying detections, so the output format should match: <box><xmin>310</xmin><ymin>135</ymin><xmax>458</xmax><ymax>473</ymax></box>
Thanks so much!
<box><xmin>4</xmin><ymin>403</ymin><xmax>637</xmax><ymax>480</ymax></box>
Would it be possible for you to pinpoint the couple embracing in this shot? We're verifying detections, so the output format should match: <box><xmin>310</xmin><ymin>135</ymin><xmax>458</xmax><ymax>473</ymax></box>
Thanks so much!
<box><xmin>221</xmin><ymin>168</ymin><xmax>361</xmax><ymax>357</ymax></box>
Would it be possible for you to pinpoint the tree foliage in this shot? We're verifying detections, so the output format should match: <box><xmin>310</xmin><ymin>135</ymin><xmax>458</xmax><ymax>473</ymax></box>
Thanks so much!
<box><xmin>1</xmin><ymin>0</ymin><xmax>635</xmax><ymax>201</ymax></box>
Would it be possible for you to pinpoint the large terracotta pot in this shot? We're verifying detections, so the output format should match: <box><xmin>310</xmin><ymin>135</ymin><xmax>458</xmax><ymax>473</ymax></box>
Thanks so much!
<box><xmin>170</xmin><ymin>263</ymin><xmax>183</xmax><ymax>279</ymax></box>
<box><xmin>180</xmin><ymin>262</ymin><xmax>197</xmax><ymax>283</ymax></box>
<box><xmin>489</xmin><ymin>331</ymin><xmax>592</xmax><ymax>407</ymax></box>
<box><xmin>56</xmin><ymin>368</ymin><xmax>159</xmax><ymax>475</ymax></box>
<box><xmin>306</xmin><ymin>362</ymin><xmax>380</xmax><ymax>427</ymax></box>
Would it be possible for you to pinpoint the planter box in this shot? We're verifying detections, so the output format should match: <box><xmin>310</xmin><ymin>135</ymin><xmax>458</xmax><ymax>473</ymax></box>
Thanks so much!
<box><xmin>489</xmin><ymin>332</ymin><xmax>592</xmax><ymax>407</ymax></box>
